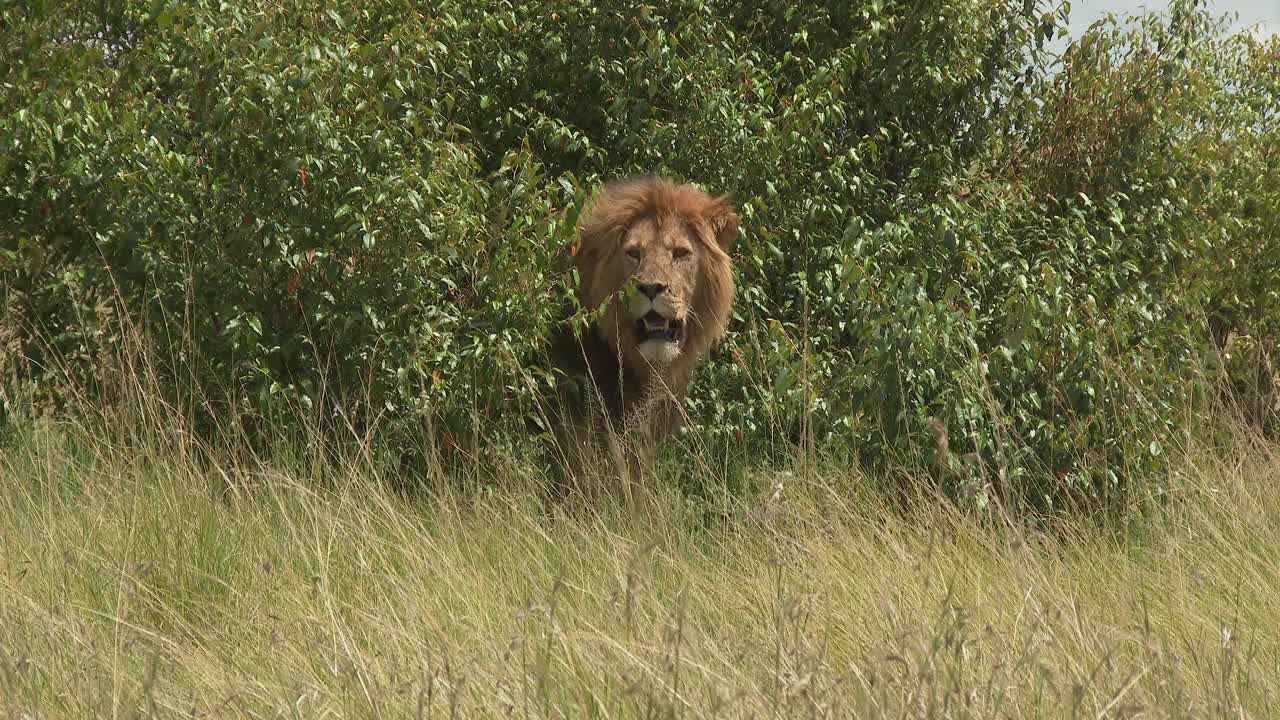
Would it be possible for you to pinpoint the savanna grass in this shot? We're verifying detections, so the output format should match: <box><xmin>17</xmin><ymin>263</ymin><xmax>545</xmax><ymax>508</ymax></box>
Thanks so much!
<box><xmin>1</xmin><ymin>379</ymin><xmax>1277</xmax><ymax>718</ymax></box>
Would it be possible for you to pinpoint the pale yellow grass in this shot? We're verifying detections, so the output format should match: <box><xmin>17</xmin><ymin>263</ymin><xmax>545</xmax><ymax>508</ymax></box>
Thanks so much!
<box><xmin>0</xmin><ymin>416</ymin><xmax>1277</xmax><ymax>719</ymax></box>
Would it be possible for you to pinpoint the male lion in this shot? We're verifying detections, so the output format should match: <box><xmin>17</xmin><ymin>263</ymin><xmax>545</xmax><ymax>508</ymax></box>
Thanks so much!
<box><xmin>543</xmin><ymin>175</ymin><xmax>738</xmax><ymax>502</ymax></box>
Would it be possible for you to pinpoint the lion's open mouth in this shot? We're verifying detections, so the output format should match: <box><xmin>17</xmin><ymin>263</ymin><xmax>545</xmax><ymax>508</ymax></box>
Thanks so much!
<box><xmin>635</xmin><ymin>311</ymin><xmax>683</xmax><ymax>343</ymax></box>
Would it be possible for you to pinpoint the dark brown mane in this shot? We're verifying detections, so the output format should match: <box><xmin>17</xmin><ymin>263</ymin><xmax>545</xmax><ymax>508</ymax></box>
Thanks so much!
<box><xmin>576</xmin><ymin>175</ymin><xmax>736</xmax><ymax>269</ymax></box>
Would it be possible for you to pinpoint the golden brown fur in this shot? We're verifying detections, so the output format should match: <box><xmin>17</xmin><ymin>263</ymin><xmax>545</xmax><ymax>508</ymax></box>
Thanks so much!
<box><xmin>545</xmin><ymin>175</ymin><xmax>738</xmax><ymax>501</ymax></box>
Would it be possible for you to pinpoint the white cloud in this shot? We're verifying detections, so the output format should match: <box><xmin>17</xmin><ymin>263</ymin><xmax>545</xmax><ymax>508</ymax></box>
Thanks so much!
<box><xmin>1060</xmin><ymin>0</ymin><xmax>1279</xmax><ymax>41</ymax></box>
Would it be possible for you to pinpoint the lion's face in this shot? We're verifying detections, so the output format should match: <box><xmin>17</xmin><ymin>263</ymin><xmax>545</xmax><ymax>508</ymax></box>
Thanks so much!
<box><xmin>612</xmin><ymin>215</ymin><xmax>700</xmax><ymax>364</ymax></box>
<box><xmin>575</xmin><ymin>176</ymin><xmax>737</xmax><ymax>378</ymax></box>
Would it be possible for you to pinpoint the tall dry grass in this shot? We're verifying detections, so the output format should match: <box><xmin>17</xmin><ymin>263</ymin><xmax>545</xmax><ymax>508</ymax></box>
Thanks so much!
<box><xmin>1</xmin><ymin>357</ymin><xmax>1278</xmax><ymax>719</ymax></box>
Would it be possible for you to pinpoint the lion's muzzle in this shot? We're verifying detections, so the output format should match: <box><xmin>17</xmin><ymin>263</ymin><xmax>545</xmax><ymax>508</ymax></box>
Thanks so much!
<box><xmin>629</xmin><ymin>295</ymin><xmax>685</xmax><ymax>365</ymax></box>
<box><xmin>635</xmin><ymin>310</ymin><xmax>684</xmax><ymax>343</ymax></box>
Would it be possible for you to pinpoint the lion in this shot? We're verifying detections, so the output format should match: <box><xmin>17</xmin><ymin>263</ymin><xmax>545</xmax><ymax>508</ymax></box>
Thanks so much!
<box><xmin>542</xmin><ymin>175</ymin><xmax>738</xmax><ymax>503</ymax></box>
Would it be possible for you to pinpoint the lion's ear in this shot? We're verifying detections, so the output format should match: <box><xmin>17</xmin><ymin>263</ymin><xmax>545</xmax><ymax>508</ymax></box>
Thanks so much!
<box><xmin>707</xmin><ymin>198</ymin><xmax>739</xmax><ymax>253</ymax></box>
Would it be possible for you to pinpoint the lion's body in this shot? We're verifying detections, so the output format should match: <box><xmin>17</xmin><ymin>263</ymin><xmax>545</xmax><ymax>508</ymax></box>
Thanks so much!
<box><xmin>544</xmin><ymin>176</ymin><xmax>738</xmax><ymax>499</ymax></box>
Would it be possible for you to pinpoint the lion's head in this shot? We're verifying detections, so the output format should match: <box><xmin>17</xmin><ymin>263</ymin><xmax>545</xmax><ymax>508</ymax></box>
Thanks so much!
<box><xmin>573</xmin><ymin>176</ymin><xmax>738</xmax><ymax>384</ymax></box>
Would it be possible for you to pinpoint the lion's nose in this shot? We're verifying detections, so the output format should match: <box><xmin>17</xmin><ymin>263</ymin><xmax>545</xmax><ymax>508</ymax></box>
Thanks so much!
<box><xmin>637</xmin><ymin>283</ymin><xmax>666</xmax><ymax>300</ymax></box>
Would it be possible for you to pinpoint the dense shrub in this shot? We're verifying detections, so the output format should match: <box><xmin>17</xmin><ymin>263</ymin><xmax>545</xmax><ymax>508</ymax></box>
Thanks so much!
<box><xmin>2</xmin><ymin>0</ymin><xmax>1277</xmax><ymax>510</ymax></box>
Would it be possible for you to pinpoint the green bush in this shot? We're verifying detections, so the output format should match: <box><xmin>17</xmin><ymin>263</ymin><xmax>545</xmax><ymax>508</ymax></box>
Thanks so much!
<box><xmin>2</xmin><ymin>0</ymin><xmax>1277</xmax><ymax>511</ymax></box>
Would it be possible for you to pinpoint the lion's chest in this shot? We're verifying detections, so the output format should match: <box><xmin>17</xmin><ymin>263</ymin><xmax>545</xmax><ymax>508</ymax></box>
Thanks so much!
<box><xmin>548</xmin><ymin>324</ymin><xmax>685</xmax><ymax>437</ymax></box>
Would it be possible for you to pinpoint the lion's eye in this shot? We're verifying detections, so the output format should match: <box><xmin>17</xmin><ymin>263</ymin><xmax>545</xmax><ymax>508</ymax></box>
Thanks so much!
<box><xmin>625</xmin><ymin>248</ymin><xmax>642</xmax><ymax>261</ymax></box>
<box><xmin>672</xmin><ymin>247</ymin><xmax>692</xmax><ymax>260</ymax></box>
